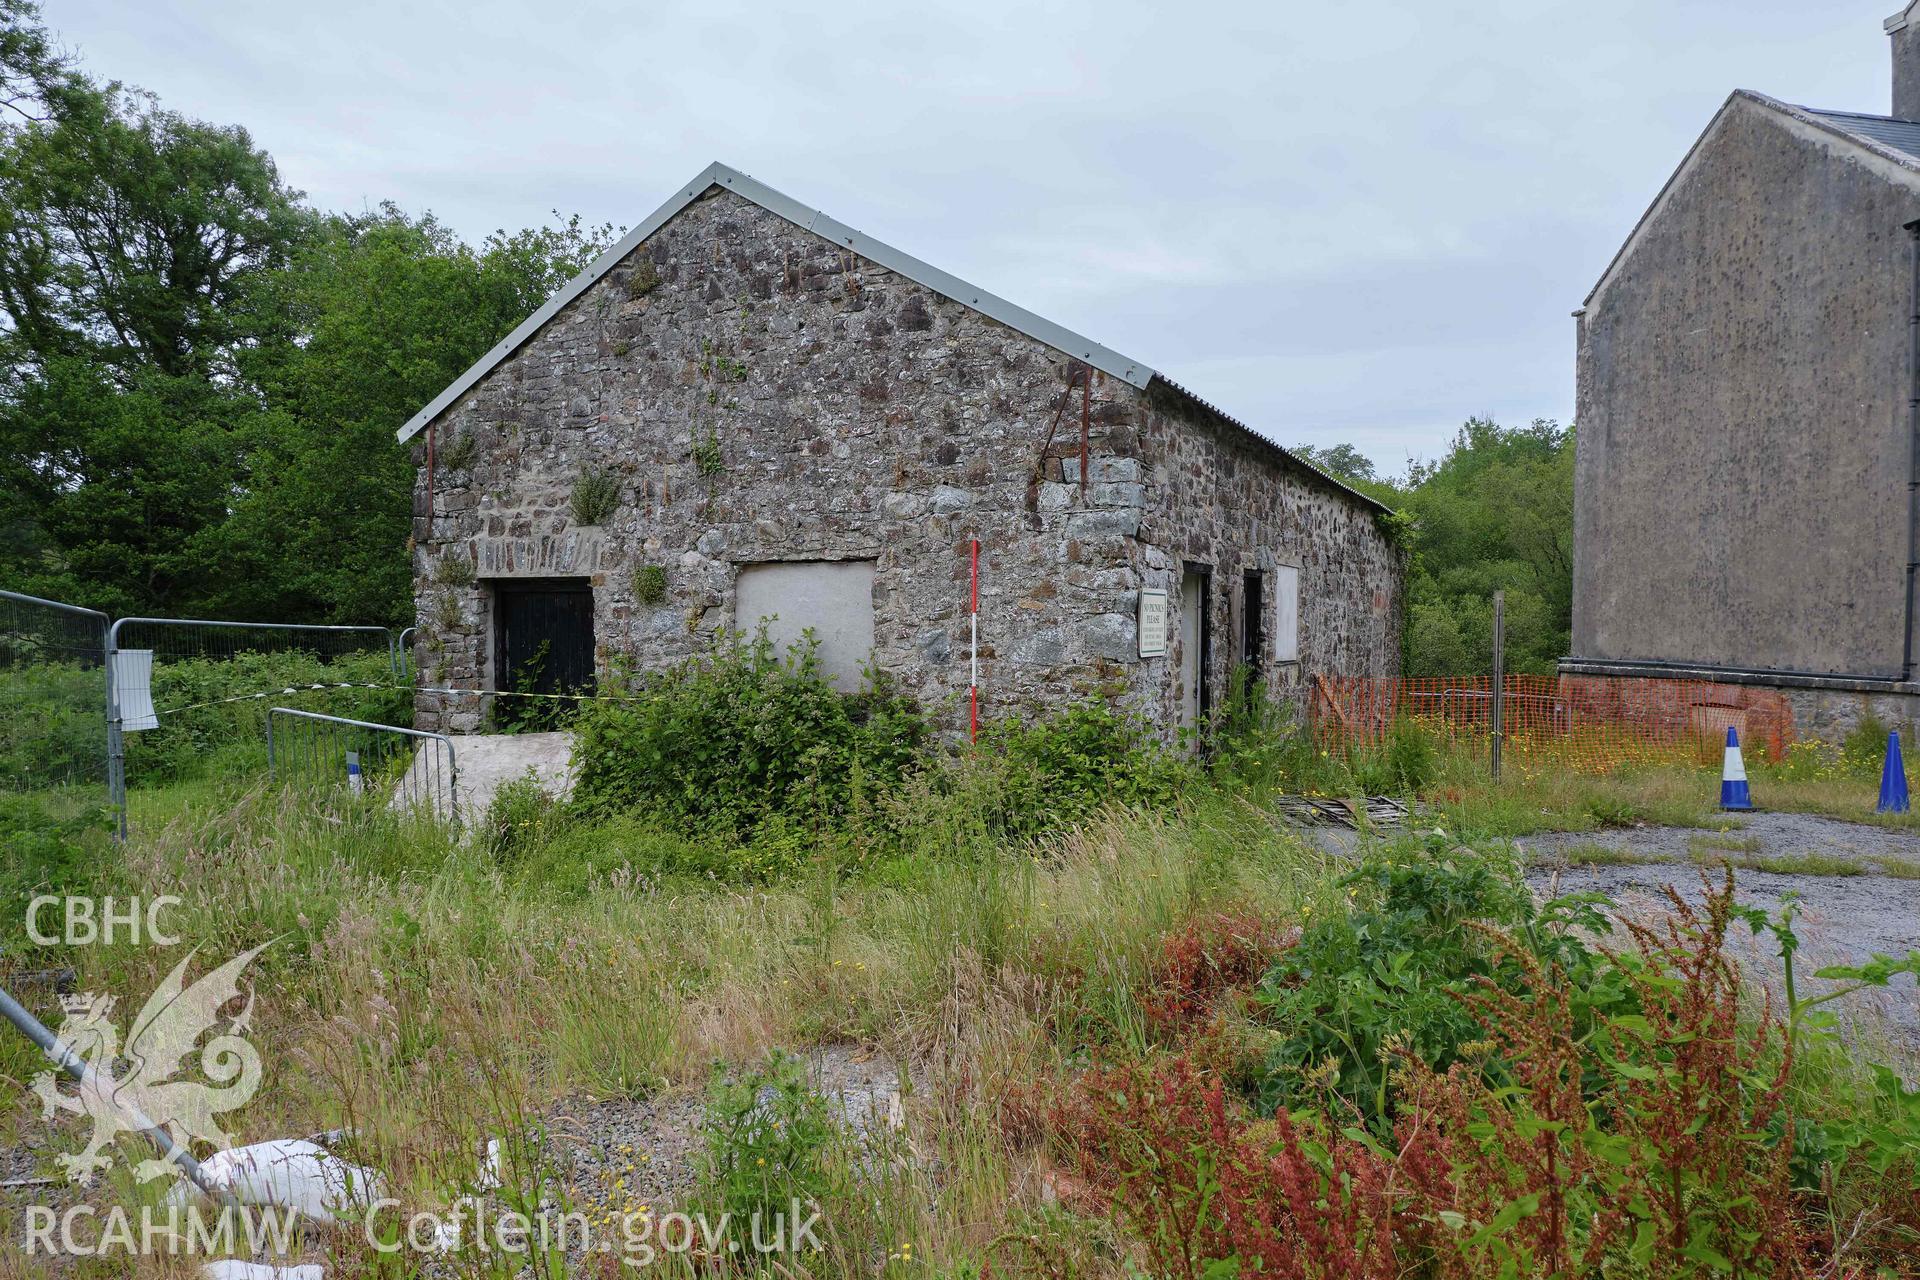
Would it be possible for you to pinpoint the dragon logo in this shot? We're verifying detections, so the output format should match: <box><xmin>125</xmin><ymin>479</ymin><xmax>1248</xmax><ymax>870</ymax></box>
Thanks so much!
<box><xmin>31</xmin><ymin>944</ymin><xmax>268</xmax><ymax>1185</ymax></box>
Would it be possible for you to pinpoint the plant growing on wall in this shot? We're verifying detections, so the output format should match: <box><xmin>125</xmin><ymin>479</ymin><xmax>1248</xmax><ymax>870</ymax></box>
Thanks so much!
<box><xmin>698</xmin><ymin>338</ymin><xmax>748</xmax><ymax>383</ymax></box>
<box><xmin>571</xmin><ymin>467</ymin><xmax>621</xmax><ymax>526</ymax></box>
<box><xmin>437</xmin><ymin>431</ymin><xmax>477</xmax><ymax>472</ymax></box>
<box><xmin>634</xmin><ymin>563</ymin><xmax>668</xmax><ymax>605</ymax></box>
<box><xmin>431</xmin><ymin>590</ymin><xmax>463</xmax><ymax>632</ymax></box>
<box><xmin>693</xmin><ymin>429</ymin><xmax>724</xmax><ymax>479</ymax></box>
<box><xmin>432</xmin><ymin>553</ymin><xmax>475</xmax><ymax>587</ymax></box>
<box><xmin>626</xmin><ymin>259</ymin><xmax>661</xmax><ymax>299</ymax></box>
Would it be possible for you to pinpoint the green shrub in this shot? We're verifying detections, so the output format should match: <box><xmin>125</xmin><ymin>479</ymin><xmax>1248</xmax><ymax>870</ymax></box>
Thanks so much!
<box><xmin>491</xmin><ymin>639</ymin><xmax>583</xmax><ymax>734</ymax></box>
<box><xmin>963</xmin><ymin>702</ymin><xmax>1189</xmax><ymax>841</ymax></box>
<box><xmin>1254</xmin><ymin>831</ymin><xmax>1618</xmax><ymax>1126</ymax></box>
<box><xmin>483</xmin><ymin>772</ymin><xmax>567</xmax><ymax>868</ymax></box>
<box><xmin>569</xmin><ymin>629</ymin><xmax>926</xmax><ymax>842</ymax></box>
<box><xmin>0</xmin><ymin>793</ymin><xmax>113</xmax><ymax>943</ymax></box>
<box><xmin>1842</xmin><ymin>713</ymin><xmax>1895</xmax><ymax>774</ymax></box>
<box><xmin>693</xmin><ymin>429</ymin><xmax>725</xmax><ymax>479</ymax></box>
<box><xmin>1199</xmin><ymin>684</ymin><xmax>1441</xmax><ymax>800</ymax></box>
<box><xmin>0</xmin><ymin>661</ymin><xmax>106</xmax><ymax>790</ymax></box>
<box><xmin>1208</xmin><ymin>668</ymin><xmax>1309</xmax><ymax>792</ymax></box>
<box><xmin>632</xmin><ymin>563</ymin><xmax>668</xmax><ymax>605</ymax></box>
<box><xmin>1346</xmin><ymin>715</ymin><xmax>1440</xmax><ymax>794</ymax></box>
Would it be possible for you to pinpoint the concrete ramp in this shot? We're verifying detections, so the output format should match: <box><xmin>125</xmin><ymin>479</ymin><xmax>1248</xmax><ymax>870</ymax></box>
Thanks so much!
<box><xmin>393</xmin><ymin>732</ymin><xmax>575</xmax><ymax>828</ymax></box>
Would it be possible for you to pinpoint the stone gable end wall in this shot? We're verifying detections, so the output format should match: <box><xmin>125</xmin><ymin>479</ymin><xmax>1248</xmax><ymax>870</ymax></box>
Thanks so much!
<box><xmin>410</xmin><ymin>186</ymin><xmax>1401</xmax><ymax>736</ymax></box>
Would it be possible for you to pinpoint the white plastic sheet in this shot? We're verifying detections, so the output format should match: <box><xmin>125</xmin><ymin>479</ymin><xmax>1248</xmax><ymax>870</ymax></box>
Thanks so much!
<box><xmin>201</xmin><ymin>1262</ymin><xmax>325</xmax><ymax>1280</ymax></box>
<box><xmin>110</xmin><ymin>648</ymin><xmax>159</xmax><ymax>731</ymax></box>
<box><xmin>166</xmin><ymin>1138</ymin><xmax>384</xmax><ymax>1222</ymax></box>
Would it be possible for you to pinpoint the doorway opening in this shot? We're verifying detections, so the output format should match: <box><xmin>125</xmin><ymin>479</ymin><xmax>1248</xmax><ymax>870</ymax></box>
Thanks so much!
<box><xmin>491</xmin><ymin>578</ymin><xmax>595</xmax><ymax>731</ymax></box>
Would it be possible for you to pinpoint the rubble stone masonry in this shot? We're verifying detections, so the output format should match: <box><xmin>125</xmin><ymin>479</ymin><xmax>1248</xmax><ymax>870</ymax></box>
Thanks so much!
<box><xmin>410</xmin><ymin>187</ymin><xmax>1402</xmax><ymax>737</ymax></box>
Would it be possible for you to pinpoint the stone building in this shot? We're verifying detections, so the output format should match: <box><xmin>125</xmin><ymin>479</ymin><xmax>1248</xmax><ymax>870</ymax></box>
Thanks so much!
<box><xmin>398</xmin><ymin>163</ymin><xmax>1402</xmax><ymax>739</ymax></box>
<box><xmin>1566</xmin><ymin>8</ymin><xmax>1920</xmax><ymax>740</ymax></box>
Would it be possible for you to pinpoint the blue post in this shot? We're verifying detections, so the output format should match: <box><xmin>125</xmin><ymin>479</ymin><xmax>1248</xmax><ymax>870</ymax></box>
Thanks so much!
<box><xmin>1879</xmin><ymin>730</ymin><xmax>1910</xmax><ymax>814</ymax></box>
<box><xmin>1719</xmin><ymin>725</ymin><xmax>1753</xmax><ymax>810</ymax></box>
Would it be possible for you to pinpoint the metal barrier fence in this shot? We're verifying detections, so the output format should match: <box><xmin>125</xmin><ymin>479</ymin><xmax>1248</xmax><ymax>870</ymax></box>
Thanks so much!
<box><xmin>105</xmin><ymin>617</ymin><xmax>399</xmax><ymax>836</ymax></box>
<box><xmin>1311</xmin><ymin>672</ymin><xmax>1795</xmax><ymax>773</ymax></box>
<box><xmin>0</xmin><ymin>590</ymin><xmax>110</xmax><ymax>796</ymax></box>
<box><xmin>3</xmin><ymin>587</ymin><xmax>414</xmax><ymax>836</ymax></box>
<box><xmin>266</xmin><ymin>708</ymin><xmax>459</xmax><ymax>829</ymax></box>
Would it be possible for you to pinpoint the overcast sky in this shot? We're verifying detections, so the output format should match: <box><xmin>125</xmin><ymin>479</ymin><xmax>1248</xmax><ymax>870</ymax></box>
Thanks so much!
<box><xmin>45</xmin><ymin>1</ymin><xmax>1909</xmax><ymax>474</ymax></box>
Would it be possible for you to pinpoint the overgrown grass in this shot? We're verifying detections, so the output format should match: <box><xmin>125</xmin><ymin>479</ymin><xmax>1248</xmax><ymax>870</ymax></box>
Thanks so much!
<box><xmin>0</xmin><ymin>783</ymin><xmax>1340</xmax><ymax>1273</ymax></box>
<box><xmin>1379</xmin><ymin>724</ymin><xmax>1920</xmax><ymax>839</ymax></box>
<box><xmin>8</xmin><ymin>655</ymin><xmax>1920</xmax><ymax>1275</ymax></box>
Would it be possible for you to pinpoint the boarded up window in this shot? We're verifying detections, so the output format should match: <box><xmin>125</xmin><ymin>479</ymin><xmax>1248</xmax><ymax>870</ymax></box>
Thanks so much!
<box><xmin>1273</xmin><ymin>564</ymin><xmax>1300</xmax><ymax>663</ymax></box>
<box><xmin>735</xmin><ymin>560</ymin><xmax>877</xmax><ymax>692</ymax></box>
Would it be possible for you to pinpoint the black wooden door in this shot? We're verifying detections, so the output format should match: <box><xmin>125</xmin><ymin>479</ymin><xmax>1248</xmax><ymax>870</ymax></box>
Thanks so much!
<box><xmin>494</xmin><ymin>580</ymin><xmax>596</xmax><ymax>704</ymax></box>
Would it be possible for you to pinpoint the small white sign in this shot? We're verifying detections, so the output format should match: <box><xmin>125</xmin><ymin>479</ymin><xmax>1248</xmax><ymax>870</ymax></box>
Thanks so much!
<box><xmin>1137</xmin><ymin>588</ymin><xmax>1168</xmax><ymax>658</ymax></box>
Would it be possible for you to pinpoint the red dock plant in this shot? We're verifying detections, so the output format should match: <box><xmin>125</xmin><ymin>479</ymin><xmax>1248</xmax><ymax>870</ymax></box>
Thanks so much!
<box><xmin>1038</xmin><ymin>868</ymin><xmax>1908</xmax><ymax>1277</ymax></box>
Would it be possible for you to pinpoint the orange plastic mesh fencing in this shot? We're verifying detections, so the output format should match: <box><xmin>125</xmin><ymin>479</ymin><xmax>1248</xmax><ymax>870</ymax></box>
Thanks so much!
<box><xmin>1309</xmin><ymin>673</ymin><xmax>1794</xmax><ymax>773</ymax></box>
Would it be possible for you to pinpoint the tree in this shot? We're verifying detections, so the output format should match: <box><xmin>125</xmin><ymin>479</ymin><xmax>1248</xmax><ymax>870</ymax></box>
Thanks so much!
<box><xmin>1393</xmin><ymin>417</ymin><xmax>1574</xmax><ymax>675</ymax></box>
<box><xmin>1291</xmin><ymin>441</ymin><xmax>1378</xmax><ymax>486</ymax></box>
<box><xmin>0</xmin><ymin>34</ymin><xmax>311</xmax><ymax>613</ymax></box>
<box><xmin>0</xmin><ymin>0</ymin><xmax>616</xmax><ymax>622</ymax></box>
<box><xmin>0</xmin><ymin>0</ymin><xmax>75</xmax><ymax>126</ymax></box>
<box><xmin>198</xmin><ymin>206</ymin><xmax>616</xmax><ymax>622</ymax></box>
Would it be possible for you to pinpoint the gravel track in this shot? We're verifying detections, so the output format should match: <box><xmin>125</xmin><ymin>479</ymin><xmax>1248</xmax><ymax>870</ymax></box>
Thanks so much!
<box><xmin>1519</xmin><ymin>813</ymin><xmax>1920</xmax><ymax>1052</ymax></box>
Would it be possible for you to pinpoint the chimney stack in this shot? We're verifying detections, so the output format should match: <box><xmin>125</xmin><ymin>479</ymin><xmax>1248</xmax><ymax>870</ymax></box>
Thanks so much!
<box><xmin>1892</xmin><ymin>3</ymin><xmax>1920</xmax><ymax>119</ymax></box>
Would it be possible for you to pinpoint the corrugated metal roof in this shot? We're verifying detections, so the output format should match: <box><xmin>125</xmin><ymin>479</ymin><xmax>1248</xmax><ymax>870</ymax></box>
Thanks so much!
<box><xmin>1802</xmin><ymin>107</ymin><xmax>1920</xmax><ymax>162</ymax></box>
<box><xmin>394</xmin><ymin>161</ymin><xmax>1390</xmax><ymax>515</ymax></box>
<box><xmin>1144</xmin><ymin>375</ymin><xmax>1392</xmax><ymax>514</ymax></box>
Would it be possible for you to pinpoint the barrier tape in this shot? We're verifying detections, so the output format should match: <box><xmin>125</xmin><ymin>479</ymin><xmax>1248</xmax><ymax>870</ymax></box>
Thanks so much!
<box><xmin>158</xmin><ymin>683</ymin><xmax>615</xmax><ymax>716</ymax></box>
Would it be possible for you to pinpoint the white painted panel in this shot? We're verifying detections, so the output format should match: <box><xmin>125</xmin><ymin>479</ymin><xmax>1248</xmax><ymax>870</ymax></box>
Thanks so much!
<box><xmin>1274</xmin><ymin>565</ymin><xmax>1300</xmax><ymax>663</ymax></box>
<box><xmin>735</xmin><ymin>560</ymin><xmax>877</xmax><ymax>692</ymax></box>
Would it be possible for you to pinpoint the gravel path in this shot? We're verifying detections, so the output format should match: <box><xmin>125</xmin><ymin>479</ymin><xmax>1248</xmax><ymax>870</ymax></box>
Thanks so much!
<box><xmin>1519</xmin><ymin>814</ymin><xmax>1920</xmax><ymax>1053</ymax></box>
<box><xmin>1521</xmin><ymin>810</ymin><xmax>1920</xmax><ymax>875</ymax></box>
<box><xmin>543</xmin><ymin>1044</ymin><xmax>903</xmax><ymax>1226</ymax></box>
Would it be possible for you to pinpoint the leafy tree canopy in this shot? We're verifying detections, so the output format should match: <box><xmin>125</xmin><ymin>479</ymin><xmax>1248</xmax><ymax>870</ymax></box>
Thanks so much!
<box><xmin>0</xmin><ymin>1</ymin><xmax>614</xmax><ymax>621</ymax></box>
<box><xmin>1298</xmin><ymin>418</ymin><xmax>1574</xmax><ymax>676</ymax></box>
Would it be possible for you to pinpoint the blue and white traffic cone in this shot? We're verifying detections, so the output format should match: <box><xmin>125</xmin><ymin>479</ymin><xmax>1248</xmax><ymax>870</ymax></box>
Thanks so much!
<box><xmin>1719</xmin><ymin>726</ymin><xmax>1753</xmax><ymax>811</ymax></box>
<box><xmin>1878</xmin><ymin>730</ymin><xmax>1909</xmax><ymax>814</ymax></box>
